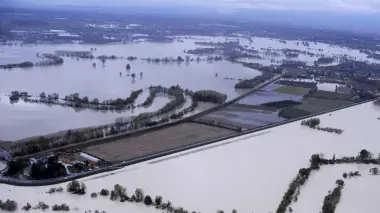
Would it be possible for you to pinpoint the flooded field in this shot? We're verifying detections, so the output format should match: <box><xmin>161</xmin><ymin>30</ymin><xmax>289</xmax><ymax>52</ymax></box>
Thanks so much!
<box><xmin>202</xmin><ymin>105</ymin><xmax>286</xmax><ymax>129</ymax></box>
<box><xmin>0</xmin><ymin>101</ymin><xmax>378</xmax><ymax>213</ymax></box>
<box><xmin>0</xmin><ymin>35</ymin><xmax>374</xmax><ymax>141</ymax></box>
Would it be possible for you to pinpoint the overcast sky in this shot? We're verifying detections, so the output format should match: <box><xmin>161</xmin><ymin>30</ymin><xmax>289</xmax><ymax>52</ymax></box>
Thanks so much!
<box><xmin>12</xmin><ymin>0</ymin><xmax>380</xmax><ymax>13</ymax></box>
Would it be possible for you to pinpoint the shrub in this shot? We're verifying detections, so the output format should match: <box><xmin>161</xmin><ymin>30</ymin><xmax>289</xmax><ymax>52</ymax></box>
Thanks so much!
<box><xmin>134</xmin><ymin>188</ymin><xmax>144</xmax><ymax>202</ymax></box>
<box><xmin>52</xmin><ymin>204</ymin><xmax>70</xmax><ymax>211</ymax></box>
<box><xmin>144</xmin><ymin>195</ymin><xmax>153</xmax><ymax>206</ymax></box>
<box><xmin>35</xmin><ymin>202</ymin><xmax>49</xmax><ymax>210</ymax></box>
<box><xmin>100</xmin><ymin>189</ymin><xmax>109</xmax><ymax>196</ymax></box>
<box><xmin>370</xmin><ymin>167</ymin><xmax>379</xmax><ymax>175</ymax></box>
<box><xmin>22</xmin><ymin>203</ymin><xmax>31</xmax><ymax>211</ymax></box>
<box><xmin>336</xmin><ymin>179</ymin><xmax>344</xmax><ymax>186</ymax></box>
<box><xmin>342</xmin><ymin>173</ymin><xmax>347</xmax><ymax>179</ymax></box>
<box><xmin>91</xmin><ymin>193</ymin><xmax>98</xmax><ymax>198</ymax></box>
<box><xmin>0</xmin><ymin>199</ymin><xmax>18</xmax><ymax>211</ymax></box>
<box><xmin>301</xmin><ymin>118</ymin><xmax>320</xmax><ymax>128</ymax></box>
<box><xmin>154</xmin><ymin>196</ymin><xmax>163</xmax><ymax>206</ymax></box>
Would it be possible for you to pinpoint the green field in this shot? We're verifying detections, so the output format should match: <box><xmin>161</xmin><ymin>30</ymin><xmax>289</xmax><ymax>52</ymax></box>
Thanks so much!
<box><xmin>279</xmin><ymin>98</ymin><xmax>354</xmax><ymax>119</ymax></box>
<box><xmin>274</xmin><ymin>86</ymin><xmax>310</xmax><ymax>95</ymax></box>
<box><xmin>295</xmin><ymin>98</ymin><xmax>353</xmax><ymax>113</ymax></box>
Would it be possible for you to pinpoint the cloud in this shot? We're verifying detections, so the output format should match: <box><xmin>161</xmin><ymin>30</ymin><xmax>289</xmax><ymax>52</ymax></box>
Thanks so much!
<box><xmin>15</xmin><ymin>0</ymin><xmax>380</xmax><ymax>13</ymax></box>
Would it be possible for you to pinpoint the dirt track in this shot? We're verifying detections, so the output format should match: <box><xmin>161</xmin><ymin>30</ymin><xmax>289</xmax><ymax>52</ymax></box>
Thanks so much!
<box><xmin>84</xmin><ymin>122</ymin><xmax>236</xmax><ymax>162</ymax></box>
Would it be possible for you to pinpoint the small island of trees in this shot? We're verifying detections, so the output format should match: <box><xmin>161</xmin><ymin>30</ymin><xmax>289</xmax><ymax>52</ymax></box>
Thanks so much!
<box><xmin>301</xmin><ymin>118</ymin><xmax>343</xmax><ymax>134</ymax></box>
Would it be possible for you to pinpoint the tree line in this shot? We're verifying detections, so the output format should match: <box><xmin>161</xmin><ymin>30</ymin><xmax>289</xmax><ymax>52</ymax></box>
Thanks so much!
<box><xmin>234</xmin><ymin>73</ymin><xmax>274</xmax><ymax>89</ymax></box>
<box><xmin>276</xmin><ymin>149</ymin><xmax>379</xmax><ymax>213</ymax></box>
<box><xmin>8</xmin><ymin>87</ymin><xmax>228</xmax><ymax>158</ymax></box>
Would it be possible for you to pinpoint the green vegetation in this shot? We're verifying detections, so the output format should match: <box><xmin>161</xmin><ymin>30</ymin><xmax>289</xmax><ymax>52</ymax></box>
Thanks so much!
<box><xmin>274</xmin><ymin>85</ymin><xmax>310</xmax><ymax>96</ymax></box>
<box><xmin>8</xmin><ymin>85</ymin><xmax>228</xmax><ymax>158</ymax></box>
<box><xmin>52</xmin><ymin>204</ymin><xmax>70</xmax><ymax>211</ymax></box>
<box><xmin>142</xmin><ymin>88</ymin><xmax>157</xmax><ymax>107</ymax></box>
<box><xmin>321</xmin><ymin>181</ymin><xmax>343</xmax><ymax>213</ymax></box>
<box><xmin>193</xmin><ymin>90</ymin><xmax>227</xmax><ymax>104</ymax></box>
<box><xmin>0</xmin><ymin>199</ymin><xmax>17</xmax><ymax>212</ymax></box>
<box><xmin>0</xmin><ymin>61</ymin><xmax>34</xmax><ymax>69</ymax></box>
<box><xmin>306</xmin><ymin>90</ymin><xmax>352</xmax><ymax>101</ymax></box>
<box><xmin>301</xmin><ymin>118</ymin><xmax>343</xmax><ymax>134</ymax></box>
<box><xmin>277</xmin><ymin>149</ymin><xmax>380</xmax><ymax>213</ymax></box>
<box><xmin>277</xmin><ymin>80</ymin><xmax>317</xmax><ymax>90</ymax></box>
<box><xmin>67</xmin><ymin>180</ymin><xmax>86</xmax><ymax>195</ymax></box>
<box><xmin>301</xmin><ymin>118</ymin><xmax>320</xmax><ymax>128</ymax></box>
<box><xmin>234</xmin><ymin>73</ymin><xmax>274</xmax><ymax>89</ymax></box>
<box><xmin>279</xmin><ymin>98</ymin><xmax>353</xmax><ymax>119</ymax></box>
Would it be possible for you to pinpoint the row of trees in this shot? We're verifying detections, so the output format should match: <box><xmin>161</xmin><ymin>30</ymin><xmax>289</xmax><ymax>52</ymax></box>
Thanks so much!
<box><xmin>95</xmin><ymin>184</ymin><xmax>203</xmax><ymax>213</ymax></box>
<box><xmin>0</xmin><ymin>61</ymin><xmax>34</xmax><ymax>69</ymax></box>
<box><xmin>301</xmin><ymin>118</ymin><xmax>343</xmax><ymax>134</ymax></box>
<box><xmin>9</xmin><ymin>86</ymin><xmax>227</xmax><ymax>158</ymax></box>
<box><xmin>234</xmin><ymin>73</ymin><xmax>274</xmax><ymax>89</ymax></box>
<box><xmin>21</xmin><ymin>202</ymin><xmax>69</xmax><ymax>212</ymax></box>
<box><xmin>277</xmin><ymin>149</ymin><xmax>379</xmax><ymax>213</ymax></box>
<box><xmin>321</xmin><ymin>180</ymin><xmax>344</xmax><ymax>213</ymax></box>
<box><xmin>18</xmin><ymin>89</ymin><xmax>143</xmax><ymax>111</ymax></box>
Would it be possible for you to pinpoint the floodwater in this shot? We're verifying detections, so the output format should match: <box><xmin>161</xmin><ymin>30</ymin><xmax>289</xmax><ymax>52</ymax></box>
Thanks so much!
<box><xmin>0</xmin><ymin>35</ymin><xmax>372</xmax><ymax>140</ymax></box>
<box><xmin>291</xmin><ymin>164</ymin><xmax>379</xmax><ymax>213</ymax></box>
<box><xmin>0</xmin><ymin>40</ymin><xmax>260</xmax><ymax>141</ymax></box>
<box><xmin>0</xmin><ymin>101</ymin><xmax>379</xmax><ymax>213</ymax></box>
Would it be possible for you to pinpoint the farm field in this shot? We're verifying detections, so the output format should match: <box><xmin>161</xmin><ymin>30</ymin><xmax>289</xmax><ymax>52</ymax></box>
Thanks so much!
<box><xmin>237</xmin><ymin>90</ymin><xmax>303</xmax><ymax>106</ymax></box>
<box><xmin>84</xmin><ymin>122</ymin><xmax>236</xmax><ymax>163</ymax></box>
<box><xmin>274</xmin><ymin>85</ymin><xmax>310</xmax><ymax>96</ymax></box>
<box><xmin>294</xmin><ymin>98</ymin><xmax>354</xmax><ymax>113</ymax></box>
<box><xmin>199</xmin><ymin>105</ymin><xmax>286</xmax><ymax>129</ymax></box>
<box><xmin>306</xmin><ymin>90</ymin><xmax>352</xmax><ymax>101</ymax></box>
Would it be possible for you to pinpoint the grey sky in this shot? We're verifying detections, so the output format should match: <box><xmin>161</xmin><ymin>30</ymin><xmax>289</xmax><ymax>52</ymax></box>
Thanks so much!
<box><xmin>15</xmin><ymin>0</ymin><xmax>380</xmax><ymax>13</ymax></box>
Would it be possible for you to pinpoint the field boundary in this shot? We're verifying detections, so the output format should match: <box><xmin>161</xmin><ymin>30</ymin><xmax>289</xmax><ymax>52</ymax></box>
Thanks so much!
<box><xmin>0</xmin><ymin>98</ymin><xmax>375</xmax><ymax>186</ymax></box>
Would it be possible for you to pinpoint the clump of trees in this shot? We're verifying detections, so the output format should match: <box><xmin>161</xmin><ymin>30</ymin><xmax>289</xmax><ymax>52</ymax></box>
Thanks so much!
<box><xmin>0</xmin><ymin>199</ymin><xmax>18</xmax><ymax>211</ymax></box>
<box><xmin>301</xmin><ymin>118</ymin><xmax>320</xmax><ymax>128</ymax></box>
<box><xmin>52</xmin><ymin>204</ymin><xmax>70</xmax><ymax>211</ymax></box>
<box><xmin>67</xmin><ymin>180</ymin><xmax>86</xmax><ymax>195</ymax></box>
<box><xmin>234</xmin><ymin>73</ymin><xmax>274</xmax><ymax>89</ymax></box>
<box><xmin>34</xmin><ymin>202</ymin><xmax>49</xmax><ymax>211</ymax></box>
<box><xmin>9</xmin><ymin>91</ymin><xmax>29</xmax><ymax>101</ymax></box>
<box><xmin>192</xmin><ymin>90</ymin><xmax>227</xmax><ymax>104</ymax></box>
<box><xmin>100</xmin><ymin>189</ymin><xmax>109</xmax><ymax>196</ymax></box>
<box><xmin>47</xmin><ymin>187</ymin><xmax>64</xmax><ymax>194</ymax></box>
<box><xmin>342</xmin><ymin>171</ymin><xmax>361</xmax><ymax>179</ymax></box>
<box><xmin>370</xmin><ymin>167</ymin><xmax>379</xmax><ymax>175</ymax></box>
<box><xmin>22</xmin><ymin>203</ymin><xmax>31</xmax><ymax>211</ymax></box>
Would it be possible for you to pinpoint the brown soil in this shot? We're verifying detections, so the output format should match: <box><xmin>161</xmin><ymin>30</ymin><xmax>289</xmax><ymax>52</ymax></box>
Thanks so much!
<box><xmin>84</xmin><ymin>122</ymin><xmax>236</xmax><ymax>163</ymax></box>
